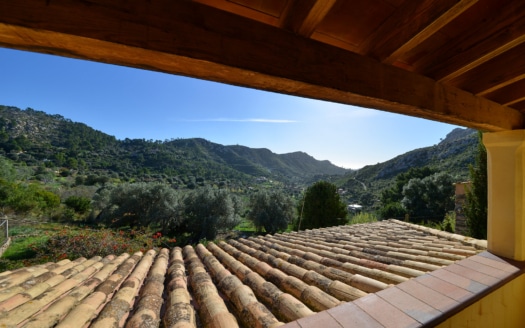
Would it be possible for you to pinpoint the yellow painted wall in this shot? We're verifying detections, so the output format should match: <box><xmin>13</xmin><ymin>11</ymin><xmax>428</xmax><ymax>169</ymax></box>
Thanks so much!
<box><xmin>436</xmin><ymin>273</ymin><xmax>525</xmax><ymax>328</ymax></box>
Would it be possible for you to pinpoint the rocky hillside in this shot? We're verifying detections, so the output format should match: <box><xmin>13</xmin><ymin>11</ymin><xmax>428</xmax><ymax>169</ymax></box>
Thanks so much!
<box><xmin>336</xmin><ymin>127</ymin><xmax>477</xmax><ymax>205</ymax></box>
<box><xmin>0</xmin><ymin>105</ymin><xmax>347</xmax><ymax>185</ymax></box>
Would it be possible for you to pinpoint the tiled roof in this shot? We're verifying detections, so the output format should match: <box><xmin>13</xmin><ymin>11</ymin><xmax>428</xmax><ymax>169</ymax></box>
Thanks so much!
<box><xmin>0</xmin><ymin>219</ymin><xmax>489</xmax><ymax>328</ymax></box>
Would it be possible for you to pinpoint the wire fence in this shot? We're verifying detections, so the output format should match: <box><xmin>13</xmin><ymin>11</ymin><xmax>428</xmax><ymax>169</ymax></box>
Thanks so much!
<box><xmin>0</xmin><ymin>218</ymin><xmax>7</xmax><ymax>244</ymax></box>
<box><xmin>0</xmin><ymin>218</ymin><xmax>10</xmax><ymax>257</ymax></box>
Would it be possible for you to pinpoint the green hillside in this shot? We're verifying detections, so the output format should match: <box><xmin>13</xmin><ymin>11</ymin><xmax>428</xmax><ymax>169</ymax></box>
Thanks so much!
<box><xmin>0</xmin><ymin>105</ymin><xmax>347</xmax><ymax>187</ymax></box>
<box><xmin>336</xmin><ymin>127</ymin><xmax>477</xmax><ymax>208</ymax></box>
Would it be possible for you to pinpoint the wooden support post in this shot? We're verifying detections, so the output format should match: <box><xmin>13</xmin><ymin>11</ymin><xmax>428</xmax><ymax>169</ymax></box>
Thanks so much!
<box><xmin>484</xmin><ymin>130</ymin><xmax>525</xmax><ymax>261</ymax></box>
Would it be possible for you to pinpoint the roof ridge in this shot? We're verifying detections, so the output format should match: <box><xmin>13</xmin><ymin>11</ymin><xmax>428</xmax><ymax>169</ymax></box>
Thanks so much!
<box><xmin>388</xmin><ymin>219</ymin><xmax>487</xmax><ymax>250</ymax></box>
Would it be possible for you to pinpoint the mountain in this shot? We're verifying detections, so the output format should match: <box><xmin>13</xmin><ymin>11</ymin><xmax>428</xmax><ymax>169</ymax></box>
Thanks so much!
<box><xmin>0</xmin><ymin>105</ymin><xmax>478</xmax><ymax>198</ymax></box>
<box><xmin>0</xmin><ymin>106</ymin><xmax>347</xmax><ymax>185</ymax></box>
<box><xmin>336</xmin><ymin>127</ymin><xmax>478</xmax><ymax>206</ymax></box>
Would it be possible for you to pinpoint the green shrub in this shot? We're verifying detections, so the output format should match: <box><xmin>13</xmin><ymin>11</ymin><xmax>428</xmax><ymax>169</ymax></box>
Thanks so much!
<box><xmin>65</xmin><ymin>196</ymin><xmax>91</xmax><ymax>213</ymax></box>
<box><xmin>349</xmin><ymin>212</ymin><xmax>378</xmax><ymax>225</ymax></box>
<box><xmin>441</xmin><ymin>211</ymin><xmax>456</xmax><ymax>233</ymax></box>
<box><xmin>31</xmin><ymin>227</ymin><xmax>177</xmax><ymax>262</ymax></box>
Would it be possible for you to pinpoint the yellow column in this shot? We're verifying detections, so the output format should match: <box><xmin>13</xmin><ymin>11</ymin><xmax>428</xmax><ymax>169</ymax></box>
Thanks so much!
<box><xmin>483</xmin><ymin>130</ymin><xmax>525</xmax><ymax>261</ymax></box>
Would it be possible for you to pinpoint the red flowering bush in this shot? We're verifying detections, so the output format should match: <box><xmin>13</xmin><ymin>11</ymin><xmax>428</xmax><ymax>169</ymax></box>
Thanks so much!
<box><xmin>30</xmin><ymin>227</ymin><xmax>177</xmax><ymax>262</ymax></box>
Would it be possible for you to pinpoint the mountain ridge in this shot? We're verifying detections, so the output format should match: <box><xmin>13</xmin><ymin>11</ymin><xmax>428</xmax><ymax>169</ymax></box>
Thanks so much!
<box><xmin>337</xmin><ymin>127</ymin><xmax>477</xmax><ymax>206</ymax></box>
<box><xmin>0</xmin><ymin>105</ymin><xmax>477</xmax><ymax>198</ymax></box>
<box><xmin>0</xmin><ymin>106</ymin><xmax>347</xmax><ymax>185</ymax></box>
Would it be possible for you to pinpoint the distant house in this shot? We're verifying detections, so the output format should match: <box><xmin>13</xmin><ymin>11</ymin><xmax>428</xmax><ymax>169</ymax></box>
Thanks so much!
<box><xmin>347</xmin><ymin>204</ymin><xmax>362</xmax><ymax>213</ymax></box>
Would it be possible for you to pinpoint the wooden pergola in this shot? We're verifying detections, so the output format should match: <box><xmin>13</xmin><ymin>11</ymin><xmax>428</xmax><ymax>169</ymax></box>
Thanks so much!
<box><xmin>1</xmin><ymin>0</ymin><xmax>524</xmax><ymax>133</ymax></box>
<box><xmin>1</xmin><ymin>1</ymin><xmax>525</xmax><ymax>325</ymax></box>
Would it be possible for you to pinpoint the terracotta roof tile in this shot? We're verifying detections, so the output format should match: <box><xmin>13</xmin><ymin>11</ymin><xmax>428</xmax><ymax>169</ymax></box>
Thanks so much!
<box><xmin>0</xmin><ymin>219</ymin><xmax>490</xmax><ymax>327</ymax></box>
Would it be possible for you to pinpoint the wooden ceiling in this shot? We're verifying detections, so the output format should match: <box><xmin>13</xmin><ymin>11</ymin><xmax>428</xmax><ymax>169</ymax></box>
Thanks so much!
<box><xmin>1</xmin><ymin>0</ymin><xmax>525</xmax><ymax>131</ymax></box>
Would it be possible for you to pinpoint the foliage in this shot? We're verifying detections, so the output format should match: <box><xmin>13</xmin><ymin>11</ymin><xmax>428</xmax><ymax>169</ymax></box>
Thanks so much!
<box><xmin>348</xmin><ymin>212</ymin><xmax>378</xmax><ymax>225</ymax></box>
<box><xmin>441</xmin><ymin>211</ymin><xmax>456</xmax><ymax>233</ymax></box>
<box><xmin>0</xmin><ymin>180</ymin><xmax>60</xmax><ymax>215</ymax></box>
<box><xmin>296</xmin><ymin>181</ymin><xmax>348</xmax><ymax>230</ymax></box>
<box><xmin>401</xmin><ymin>172</ymin><xmax>455</xmax><ymax>222</ymax></box>
<box><xmin>381</xmin><ymin>167</ymin><xmax>436</xmax><ymax>204</ymax></box>
<box><xmin>248</xmin><ymin>190</ymin><xmax>295</xmax><ymax>234</ymax></box>
<box><xmin>377</xmin><ymin>167</ymin><xmax>435</xmax><ymax>219</ymax></box>
<box><xmin>181</xmin><ymin>186</ymin><xmax>242</xmax><ymax>241</ymax></box>
<box><xmin>0</xmin><ymin>155</ymin><xmax>16</xmax><ymax>181</ymax></box>
<box><xmin>338</xmin><ymin>128</ymin><xmax>476</xmax><ymax>208</ymax></box>
<box><xmin>464</xmin><ymin>131</ymin><xmax>487</xmax><ymax>239</ymax></box>
<box><xmin>378</xmin><ymin>202</ymin><xmax>407</xmax><ymax>220</ymax></box>
<box><xmin>92</xmin><ymin>182</ymin><xmax>183</xmax><ymax>233</ymax></box>
<box><xmin>0</xmin><ymin>106</ymin><xmax>347</xmax><ymax>189</ymax></box>
<box><xmin>64</xmin><ymin>196</ymin><xmax>91</xmax><ymax>214</ymax></box>
<box><xmin>1</xmin><ymin>223</ymin><xmax>178</xmax><ymax>270</ymax></box>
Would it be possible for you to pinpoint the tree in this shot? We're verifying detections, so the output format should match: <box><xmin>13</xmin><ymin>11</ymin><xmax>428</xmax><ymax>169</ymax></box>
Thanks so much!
<box><xmin>380</xmin><ymin>167</ymin><xmax>436</xmax><ymax>204</ymax></box>
<box><xmin>296</xmin><ymin>181</ymin><xmax>347</xmax><ymax>230</ymax></box>
<box><xmin>401</xmin><ymin>172</ymin><xmax>455</xmax><ymax>222</ymax></box>
<box><xmin>181</xmin><ymin>186</ymin><xmax>242</xmax><ymax>241</ymax></box>
<box><xmin>464</xmin><ymin>131</ymin><xmax>487</xmax><ymax>238</ymax></box>
<box><xmin>249</xmin><ymin>190</ymin><xmax>295</xmax><ymax>234</ymax></box>
<box><xmin>93</xmin><ymin>182</ymin><xmax>182</xmax><ymax>233</ymax></box>
<box><xmin>378</xmin><ymin>167</ymin><xmax>435</xmax><ymax>219</ymax></box>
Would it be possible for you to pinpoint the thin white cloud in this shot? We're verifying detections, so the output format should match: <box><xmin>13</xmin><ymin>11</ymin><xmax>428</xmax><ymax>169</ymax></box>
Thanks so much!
<box><xmin>178</xmin><ymin>118</ymin><xmax>298</xmax><ymax>123</ymax></box>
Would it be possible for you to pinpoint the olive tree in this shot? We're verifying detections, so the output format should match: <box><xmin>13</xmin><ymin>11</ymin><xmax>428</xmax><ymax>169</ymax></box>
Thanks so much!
<box><xmin>401</xmin><ymin>172</ymin><xmax>455</xmax><ymax>222</ymax></box>
<box><xmin>92</xmin><ymin>182</ymin><xmax>182</xmax><ymax>233</ymax></box>
<box><xmin>181</xmin><ymin>186</ymin><xmax>242</xmax><ymax>241</ymax></box>
<box><xmin>248</xmin><ymin>190</ymin><xmax>295</xmax><ymax>234</ymax></box>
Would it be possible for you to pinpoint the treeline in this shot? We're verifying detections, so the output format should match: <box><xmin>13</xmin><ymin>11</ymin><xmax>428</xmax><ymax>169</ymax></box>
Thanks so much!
<box><xmin>0</xmin><ymin>106</ymin><xmax>269</xmax><ymax>187</ymax></box>
<box><xmin>1</xmin><ymin>151</ymin><xmax>356</xmax><ymax>243</ymax></box>
<box><xmin>0</xmin><ymin>106</ymin><xmax>345</xmax><ymax>190</ymax></box>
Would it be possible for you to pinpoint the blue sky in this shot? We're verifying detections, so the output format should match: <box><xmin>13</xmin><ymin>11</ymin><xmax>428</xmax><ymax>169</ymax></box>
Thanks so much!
<box><xmin>0</xmin><ymin>47</ymin><xmax>461</xmax><ymax>169</ymax></box>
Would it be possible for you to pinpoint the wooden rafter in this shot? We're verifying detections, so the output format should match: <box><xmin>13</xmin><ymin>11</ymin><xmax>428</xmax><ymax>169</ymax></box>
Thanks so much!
<box><xmin>0</xmin><ymin>0</ymin><xmax>523</xmax><ymax>132</ymax></box>
<box><xmin>357</xmin><ymin>0</ymin><xmax>474</xmax><ymax>61</ymax></box>
<box><xmin>281</xmin><ymin>0</ymin><xmax>337</xmax><ymax>37</ymax></box>
<box><xmin>424</xmin><ymin>1</ymin><xmax>525</xmax><ymax>81</ymax></box>
<box><xmin>448</xmin><ymin>42</ymin><xmax>525</xmax><ymax>95</ymax></box>
<box><xmin>190</xmin><ymin>0</ymin><xmax>281</xmax><ymax>26</ymax></box>
<box><xmin>383</xmin><ymin>0</ymin><xmax>477</xmax><ymax>65</ymax></box>
<box><xmin>485</xmin><ymin>79</ymin><xmax>525</xmax><ymax>105</ymax></box>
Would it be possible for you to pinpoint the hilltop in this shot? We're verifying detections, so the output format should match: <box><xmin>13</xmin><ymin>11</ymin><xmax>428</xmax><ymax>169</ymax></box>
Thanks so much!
<box><xmin>0</xmin><ymin>105</ymin><xmax>347</xmax><ymax>187</ymax></box>
<box><xmin>0</xmin><ymin>105</ymin><xmax>477</xmax><ymax>201</ymax></box>
<box><xmin>335</xmin><ymin>127</ymin><xmax>477</xmax><ymax>207</ymax></box>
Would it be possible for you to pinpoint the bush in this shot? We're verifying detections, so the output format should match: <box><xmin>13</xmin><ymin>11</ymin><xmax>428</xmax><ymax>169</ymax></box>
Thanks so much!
<box><xmin>349</xmin><ymin>212</ymin><xmax>378</xmax><ymax>225</ymax></box>
<box><xmin>65</xmin><ymin>196</ymin><xmax>91</xmax><ymax>213</ymax></box>
<box><xmin>378</xmin><ymin>202</ymin><xmax>406</xmax><ymax>219</ymax></box>
<box><xmin>30</xmin><ymin>227</ymin><xmax>176</xmax><ymax>262</ymax></box>
<box><xmin>441</xmin><ymin>211</ymin><xmax>455</xmax><ymax>233</ymax></box>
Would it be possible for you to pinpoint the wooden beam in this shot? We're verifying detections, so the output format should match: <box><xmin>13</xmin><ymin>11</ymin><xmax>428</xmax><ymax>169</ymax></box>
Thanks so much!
<box><xmin>485</xmin><ymin>79</ymin><xmax>525</xmax><ymax>105</ymax></box>
<box><xmin>505</xmin><ymin>97</ymin><xmax>525</xmax><ymax>108</ymax></box>
<box><xmin>383</xmin><ymin>0</ymin><xmax>477</xmax><ymax>65</ymax></box>
<box><xmin>358</xmin><ymin>0</ymin><xmax>474</xmax><ymax>61</ymax></box>
<box><xmin>0</xmin><ymin>0</ymin><xmax>522</xmax><ymax>132</ymax></box>
<box><xmin>424</xmin><ymin>1</ymin><xmax>525</xmax><ymax>81</ymax></box>
<box><xmin>447</xmin><ymin>42</ymin><xmax>525</xmax><ymax>95</ymax></box>
<box><xmin>191</xmin><ymin>0</ymin><xmax>281</xmax><ymax>26</ymax></box>
<box><xmin>281</xmin><ymin>0</ymin><xmax>337</xmax><ymax>37</ymax></box>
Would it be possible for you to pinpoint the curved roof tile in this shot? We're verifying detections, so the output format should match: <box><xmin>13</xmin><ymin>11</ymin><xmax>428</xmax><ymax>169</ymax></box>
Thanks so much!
<box><xmin>0</xmin><ymin>219</ymin><xmax>487</xmax><ymax>327</ymax></box>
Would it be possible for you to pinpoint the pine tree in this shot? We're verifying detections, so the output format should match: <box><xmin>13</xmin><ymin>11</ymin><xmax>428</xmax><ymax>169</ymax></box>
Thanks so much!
<box><xmin>465</xmin><ymin>131</ymin><xmax>488</xmax><ymax>239</ymax></box>
<box><xmin>296</xmin><ymin>181</ymin><xmax>348</xmax><ymax>230</ymax></box>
